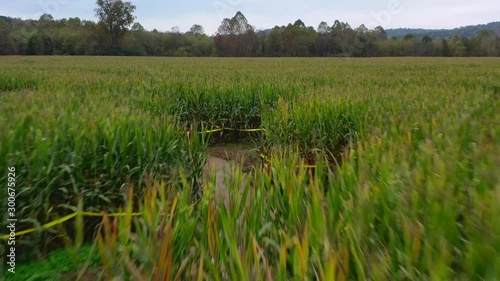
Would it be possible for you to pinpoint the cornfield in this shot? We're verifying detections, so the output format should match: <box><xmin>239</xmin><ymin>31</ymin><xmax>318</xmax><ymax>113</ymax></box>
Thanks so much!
<box><xmin>0</xmin><ymin>56</ymin><xmax>499</xmax><ymax>280</ymax></box>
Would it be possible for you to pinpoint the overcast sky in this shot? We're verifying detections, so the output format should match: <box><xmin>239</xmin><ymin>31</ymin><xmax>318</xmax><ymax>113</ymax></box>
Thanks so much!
<box><xmin>0</xmin><ymin>0</ymin><xmax>498</xmax><ymax>34</ymax></box>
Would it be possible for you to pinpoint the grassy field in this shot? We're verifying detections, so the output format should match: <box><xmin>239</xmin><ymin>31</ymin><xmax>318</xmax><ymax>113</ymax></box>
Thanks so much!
<box><xmin>0</xmin><ymin>57</ymin><xmax>499</xmax><ymax>280</ymax></box>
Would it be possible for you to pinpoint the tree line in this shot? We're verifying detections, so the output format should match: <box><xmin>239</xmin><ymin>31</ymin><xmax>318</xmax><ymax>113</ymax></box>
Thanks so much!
<box><xmin>0</xmin><ymin>0</ymin><xmax>499</xmax><ymax>57</ymax></box>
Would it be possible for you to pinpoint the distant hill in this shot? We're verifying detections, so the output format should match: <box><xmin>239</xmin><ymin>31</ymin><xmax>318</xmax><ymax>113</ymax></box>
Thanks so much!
<box><xmin>256</xmin><ymin>22</ymin><xmax>500</xmax><ymax>39</ymax></box>
<box><xmin>386</xmin><ymin>22</ymin><xmax>500</xmax><ymax>39</ymax></box>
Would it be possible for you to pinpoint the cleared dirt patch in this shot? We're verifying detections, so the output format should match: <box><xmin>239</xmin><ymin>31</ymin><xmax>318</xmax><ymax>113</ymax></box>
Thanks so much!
<box><xmin>205</xmin><ymin>143</ymin><xmax>261</xmax><ymax>172</ymax></box>
<box><xmin>203</xmin><ymin>143</ymin><xmax>261</xmax><ymax>206</ymax></box>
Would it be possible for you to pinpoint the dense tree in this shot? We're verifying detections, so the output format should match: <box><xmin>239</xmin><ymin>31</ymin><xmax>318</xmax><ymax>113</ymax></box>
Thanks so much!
<box><xmin>216</xmin><ymin>11</ymin><xmax>254</xmax><ymax>38</ymax></box>
<box><xmin>171</xmin><ymin>26</ymin><xmax>180</xmax><ymax>33</ymax></box>
<box><xmin>442</xmin><ymin>39</ymin><xmax>452</xmax><ymax>57</ymax></box>
<box><xmin>0</xmin><ymin>13</ymin><xmax>498</xmax><ymax>57</ymax></box>
<box><xmin>454</xmin><ymin>39</ymin><xmax>466</xmax><ymax>56</ymax></box>
<box><xmin>67</xmin><ymin>17</ymin><xmax>82</xmax><ymax>28</ymax></box>
<box><xmin>185</xmin><ymin>32</ymin><xmax>213</xmax><ymax>56</ymax></box>
<box><xmin>421</xmin><ymin>35</ymin><xmax>433</xmax><ymax>56</ymax></box>
<box><xmin>229</xmin><ymin>12</ymin><xmax>253</xmax><ymax>35</ymax></box>
<box><xmin>215</xmin><ymin>12</ymin><xmax>258</xmax><ymax>56</ymax></box>
<box><xmin>373</xmin><ymin>26</ymin><xmax>388</xmax><ymax>41</ymax></box>
<box><xmin>140</xmin><ymin>29</ymin><xmax>164</xmax><ymax>55</ymax></box>
<box><xmin>0</xmin><ymin>19</ymin><xmax>13</xmax><ymax>55</ymax></box>
<box><xmin>478</xmin><ymin>30</ymin><xmax>498</xmax><ymax>56</ymax></box>
<box><xmin>282</xmin><ymin>20</ymin><xmax>316</xmax><ymax>56</ymax></box>
<box><xmin>315</xmin><ymin>22</ymin><xmax>330</xmax><ymax>56</ymax></box>
<box><xmin>404</xmin><ymin>34</ymin><xmax>416</xmax><ymax>40</ymax></box>
<box><xmin>330</xmin><ymin>20</ymin><xmax>355</xmax><ymax>56</ymax></box>
<box><xmin>39</xmin><ymin>13</ymin><xmax>54</xmax><ymax>28</ymax></box>
<box><xmin>317</xmin><ymin>21</ymin><xmax>330</xmax><ymax>34</ymax></box>
<box><xmin>120</xmin><ymin>32</ymin><xmax>146</xmax><ymax>55</ymax></box>
<box><xmin>92</xmin><ymin>21</ymin><xmax>113</xmax><ymax>52</ymax></box>
<box><xmin>352</xmin><ymin>24</ymin><xmax>370</xmax><ymax>56</ymax></box>
<box><xmin>62</xmin><ymin>34</ymin><xmax>83</xmax><ymax>55</ymax></box>
<box><xmin>189</xmin><ymin>24</ymin><xmax>204</xmax><ymax>36</ymax></box>
<box><xmin>131</xmin><ymin>22</ymin><xmax>145</xmax><ymax>32</ymax></box>
<box><xmin>264</xmin><ymin>26</ymin><xmax>284</xmax><ymax>56</ymax></box>
<box><xmin>94</xmin><ymin>0</ymin><xmax>136</xmax><ymax>48</ymax></box>
<box><xmin>27</xmin><ymin>31</ymin><xmax>54</xmax><ymax>55</ymax></box>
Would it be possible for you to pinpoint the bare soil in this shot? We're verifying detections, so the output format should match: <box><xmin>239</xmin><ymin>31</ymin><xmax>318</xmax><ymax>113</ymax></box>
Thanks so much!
<box><xmin>203</xmin><ymin>143</ymin><xmax>261</xmax><ymax>206</ymax></box>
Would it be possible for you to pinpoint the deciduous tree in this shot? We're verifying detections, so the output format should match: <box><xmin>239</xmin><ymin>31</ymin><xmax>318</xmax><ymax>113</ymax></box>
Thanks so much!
<box><xmin>94</xmin><ymin>0</ymin><xmax>136</xmax><ymax>48</ymax></box>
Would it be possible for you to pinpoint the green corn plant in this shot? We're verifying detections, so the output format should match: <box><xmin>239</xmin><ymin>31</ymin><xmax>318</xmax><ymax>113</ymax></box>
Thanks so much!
<box><xmin>0</xmin><ymin>57</ymin><xmax>498</xmax><ymax>280</ymax></box>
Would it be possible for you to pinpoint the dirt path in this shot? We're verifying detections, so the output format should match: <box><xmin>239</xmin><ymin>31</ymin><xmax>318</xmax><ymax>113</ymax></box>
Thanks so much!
<box><xmin>203</xmin><ymin>143</ymin><xmax>260</xmax><ymax>206</ymax></box>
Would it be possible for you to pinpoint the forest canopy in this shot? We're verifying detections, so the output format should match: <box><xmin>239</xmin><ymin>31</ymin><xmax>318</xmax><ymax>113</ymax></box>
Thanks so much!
<box><xmin>0</xmin><ymin>0</ymin><xmax>499</xmax><ymax>57</ymax></box>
